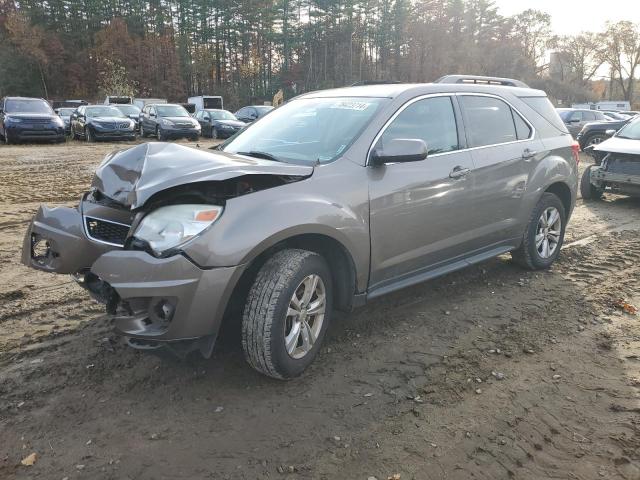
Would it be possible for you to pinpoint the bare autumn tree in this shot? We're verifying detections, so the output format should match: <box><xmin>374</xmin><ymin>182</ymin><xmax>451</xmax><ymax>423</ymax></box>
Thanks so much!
<box><xmin>600</xmin><ymin>21</ymin><xmax>640</xmax><ymax>104</ymax></box>
<box><xmin>551</xmin><ymin>32</ymin><xmax>604</xmax><ymax>87</ymax></box>
<box><xmin>512</xmin><ymin>9</ymin><xmax>552</xmax><ymax>75</ymax></box>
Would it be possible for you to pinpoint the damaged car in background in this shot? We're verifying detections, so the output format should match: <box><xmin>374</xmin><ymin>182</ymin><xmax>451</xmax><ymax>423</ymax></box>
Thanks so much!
<box><xmin>581</xmin><ymin>115</ymin><xmax>640</xmax><ymax>200</ymax></box>
<box><xmin>22</xmin><ymin>77</ymin><xmax>578</xmax><ymax>379</ymax></box>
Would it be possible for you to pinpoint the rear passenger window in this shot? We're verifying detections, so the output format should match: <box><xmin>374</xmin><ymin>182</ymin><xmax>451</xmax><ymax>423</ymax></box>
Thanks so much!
<box><xmin>379</xmin><ymin>96</ymin><xmax>459</xmax><ymax>155</ymax></box>
<box><xmin>460</xmin><ymin>96</ymin><xmax>529</xmax><ymax>147</ymax></box>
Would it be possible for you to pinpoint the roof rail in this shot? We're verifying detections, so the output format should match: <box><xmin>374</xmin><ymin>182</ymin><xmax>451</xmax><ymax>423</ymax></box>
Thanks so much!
<box><xmin>434</xmin><ymin>75</ymin><xmax>529</xmax><ymax>88</ymax></box>
<box><xmin>350</xmin><ymin>80</ymin><xmax>402</xmax><ymax>86</ymax></box>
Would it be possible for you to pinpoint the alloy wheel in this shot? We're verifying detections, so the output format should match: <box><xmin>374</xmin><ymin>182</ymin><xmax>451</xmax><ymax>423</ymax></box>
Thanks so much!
<box><xmin>536</xmin><ymin>207</ymin><xmax>561</xmax><ymax>259</ymax></box>
<box><xmin>284</xmin><ymin>274</ymin><xmax>326</xmax><ymax>359</ymax></box>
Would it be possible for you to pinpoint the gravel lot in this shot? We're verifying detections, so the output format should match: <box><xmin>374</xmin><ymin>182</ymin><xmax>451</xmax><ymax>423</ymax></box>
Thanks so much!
<box><xmin>1</xmin><ymin>141</ymin><xmax>639</xmax><ymax>480</ymax></box>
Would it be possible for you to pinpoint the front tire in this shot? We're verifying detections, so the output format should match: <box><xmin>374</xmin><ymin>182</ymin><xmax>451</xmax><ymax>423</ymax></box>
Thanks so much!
<box><xmin>511</xmin><ymin>193</ymin><xmax>566</xmax><ymax>270</ymax></box>
<box><xmin>211</xmin><ymin>127</ymin><xmax>218</xmax><ymax>139</ymax></box>
<box><xmin>242</xmin><ymin>249</ymin><xmax>333</xmax><ymax>379</ymax></box>
<box><xmin>580</xmin><ymin>166</ymin><xmax>604</xmax><ymax>200</ymax></box>
<box><xmin>156</xmin><ymin>127</ymin><xmax>165</xmax><ymax>141</ymax></box>
<box><xmin>85</xmin><ymin>127</ymin><xmax>95</xmax><ymax>143</ymax></box>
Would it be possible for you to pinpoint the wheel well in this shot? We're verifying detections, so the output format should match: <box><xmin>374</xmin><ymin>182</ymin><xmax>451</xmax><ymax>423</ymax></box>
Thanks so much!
<box><xmin>222</xmin><ymin>234</ymin><xmax>357</xmax><ymax>326</ymax></box>
<box><xmin>545</xmin><ymin>182</ymin><xmax>572</xmax><ymax>215</ymax></box>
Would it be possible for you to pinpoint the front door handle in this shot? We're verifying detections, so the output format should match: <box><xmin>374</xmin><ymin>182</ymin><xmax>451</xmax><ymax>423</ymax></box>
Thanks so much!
<box><xmin>522</xmin><ymin>148</ymin><xmax>537</xmax><ymax>160</ymax></box>
<box><xmin>449</xmin><ymin>166</ymin><xmax>471</xmax><ymax>179</ymax></box>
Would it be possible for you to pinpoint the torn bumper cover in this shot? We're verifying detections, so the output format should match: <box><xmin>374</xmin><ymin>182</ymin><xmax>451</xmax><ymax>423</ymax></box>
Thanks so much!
<box><xmin>22</xmin><ymin>199</ymin><xmax>244</xmax><ymax>348</ymax></box>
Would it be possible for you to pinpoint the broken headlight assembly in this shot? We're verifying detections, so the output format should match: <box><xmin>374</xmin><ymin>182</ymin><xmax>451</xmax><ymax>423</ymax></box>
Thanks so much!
<box><xmin>133</xmin><ymin>204</ymin><xmax>223</xmax><ymax>256</ymax></box>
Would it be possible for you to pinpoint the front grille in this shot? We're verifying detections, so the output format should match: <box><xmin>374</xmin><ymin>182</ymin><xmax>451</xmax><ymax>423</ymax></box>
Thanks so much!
<box><xmin>23</xmin><ymin>118</ymin><xmax>51</xmax><ymax>124</ymax></box>
<box><xmin>117</xmin><ymin>122</ymin><xmax>130</xmax><ymax>129</ymax></box>
<box><xmin>84</xmin><ymin>216</ymin><xmax>130</xmax><ymax>246</ymax></box>
<box><xmin>175</xmin><ymin>122</ymin><xmax>194</xmax><ymax>128</ymax></box>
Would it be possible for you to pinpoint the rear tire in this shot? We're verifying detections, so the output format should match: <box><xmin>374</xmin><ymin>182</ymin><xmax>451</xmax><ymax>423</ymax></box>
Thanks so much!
<box><xmin>511</xmin><ymin>192</ymin><xmax>566</xmax><ymax>270</ymax></box>
<box><xmin>580</xmin><ymin>166</ymin><xmax>604</xmax><ymax>200</ymax></box>
<box><xmin>242</xmin><ymin>249</ymin><xmax>333</xmax><ymax>379</ymax></box>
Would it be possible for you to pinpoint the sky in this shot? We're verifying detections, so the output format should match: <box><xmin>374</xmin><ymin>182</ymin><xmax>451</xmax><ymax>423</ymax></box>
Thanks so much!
<box><xmin>493</xmin><ymin>0</ymin><xmax>640</xmax><ymax>36</ymax></box>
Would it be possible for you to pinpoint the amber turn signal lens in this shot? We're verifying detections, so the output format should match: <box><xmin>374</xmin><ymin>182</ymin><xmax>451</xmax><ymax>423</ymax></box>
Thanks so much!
<box><xmin>195</xmin><ymin>209</ymin><xmax>220</xmax><ymax>222</ymax></box>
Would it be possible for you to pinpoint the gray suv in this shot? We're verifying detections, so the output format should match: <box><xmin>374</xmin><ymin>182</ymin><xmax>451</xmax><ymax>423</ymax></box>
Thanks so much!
<box><xmin>23</xmin><ymin>76</ymin><xmax>578</xmax><ymax>379</ymax></box>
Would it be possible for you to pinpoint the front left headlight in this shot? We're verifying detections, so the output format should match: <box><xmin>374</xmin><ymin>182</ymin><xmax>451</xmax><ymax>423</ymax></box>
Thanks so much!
<box><xmin>53</xmin><ymin>117</ymin><xmax>64</xmax><ymax>127</ymax></box>
<box><xmin>133</xmin><ymin>204</ymin><xmax>223</xmax><ymax>255</ymax></box>
<box><xmin>161</xmin><ymin>118</ymin><xmax>174</xmax><ymax>126</ymax></box>
<box><xmin>6</xmin><ymin>116</ymin><xmax>22</xmax><ymax>123</ymax></box>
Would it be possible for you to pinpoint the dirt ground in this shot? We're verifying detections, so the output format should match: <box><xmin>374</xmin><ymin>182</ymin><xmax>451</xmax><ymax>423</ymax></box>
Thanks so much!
<box><xmin>1</xmin><ymin>140</ymin><xmax>639</xmax><ymax>480</ymax></box>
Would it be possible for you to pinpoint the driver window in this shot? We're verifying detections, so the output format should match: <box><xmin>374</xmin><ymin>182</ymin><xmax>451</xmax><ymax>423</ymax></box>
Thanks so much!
<box><xmin>378</xmin><ymin>96</ymin><xmax>459</xmax><ymax>156</ymax></box>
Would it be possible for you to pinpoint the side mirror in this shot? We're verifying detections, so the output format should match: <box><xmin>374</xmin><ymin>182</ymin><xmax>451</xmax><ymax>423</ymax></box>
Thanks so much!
<box><xmin>150</xmin><ymin>113</ymin><xmax>156</xmax><ymax>118</ymax></box>
<box><xmin>370</xmin><ymin>139</ymin><xmax>428</xmax><ymax>166</ymax></box>
<box><xmin>605</xmin><ymin>129</ymin><xmax>616</xmax><ymax>137</ymax></box>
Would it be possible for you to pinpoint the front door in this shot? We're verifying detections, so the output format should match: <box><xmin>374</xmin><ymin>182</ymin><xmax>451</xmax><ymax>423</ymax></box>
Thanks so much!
<box><xmin>368</xmin><ymin>95</ymin><xmax>476</xmax><ymax>289</ymax></box>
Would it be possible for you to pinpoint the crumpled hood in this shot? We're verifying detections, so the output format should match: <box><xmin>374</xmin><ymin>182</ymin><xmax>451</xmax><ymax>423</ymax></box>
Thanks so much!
<box><xmin>593</xmin><ymin>136</ymin><xmax>640</xmax><ymax>155</ymax></box>
<box><xmin>91</xmin><ymin>142</ymin><xmax>314</xmax><ymax>209</ymax></box>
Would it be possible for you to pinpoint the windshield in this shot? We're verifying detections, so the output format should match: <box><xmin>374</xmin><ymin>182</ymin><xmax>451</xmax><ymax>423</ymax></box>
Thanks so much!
<box><xmin>115</xmin><ymin>105</ymin><xmax>141</xmax><ymax>115</ymax></box>
<box><xmin>209</xmin><ymin>110</ymin><xmax>236</xmax><ymax>121</ymax></box>
<box><xmin>5</xmin><ymin>98</ymin><xmax>53</xmax><ymax>114</ymax></box>
<box><xmin>86</xmin><ymin>106</ymin><xmax>126</xmax><ymax>118</ymax></box>
<box><xmin>223</xmin><ymin>97</ymin><xmax>387</xmax><ymax>164</ymax></box>
<box><xmin>156</xmin><ymin>105</ymin><xmax>189</xmax><ymax>117</ymax></box>
<box><xmin>57</xmin><ymin>108</ymin><xmax>75</xmax><ymax>116</ymax></box>
<box><xmin>615</xmin><ymin>117</ymin><xmax>640</xmax><ymax>140</ymax></box>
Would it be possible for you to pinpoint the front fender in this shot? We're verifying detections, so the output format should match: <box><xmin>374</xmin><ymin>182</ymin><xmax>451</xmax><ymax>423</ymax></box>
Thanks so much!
<box><xmin>182</xmin><ymin>160</ymin><xmax>371</xmax><ymax>291</ymax></box>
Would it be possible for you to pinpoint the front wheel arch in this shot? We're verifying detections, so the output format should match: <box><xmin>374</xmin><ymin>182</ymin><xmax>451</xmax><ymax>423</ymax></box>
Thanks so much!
<box><xmin>220</xmin><ymin>232</ymin><xmax>358</xmax><ymax>339</ymax></box>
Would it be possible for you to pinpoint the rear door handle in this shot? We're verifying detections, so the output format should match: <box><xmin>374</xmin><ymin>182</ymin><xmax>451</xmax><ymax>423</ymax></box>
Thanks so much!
<box><xmin>449</xmin><ymin>166</ymin><xmax>471</xmax><ymax>179</ymax></box>
<box><xmin>522</xmin><ymin>148</ymin><xmax>537</xmax><ymax>160</ymax></box>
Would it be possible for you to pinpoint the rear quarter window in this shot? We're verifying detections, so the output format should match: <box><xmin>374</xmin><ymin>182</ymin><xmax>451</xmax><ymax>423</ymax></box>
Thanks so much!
<box><xmin>520</xmin><ymin>97</ymin><xmax>569</xmax><ymax>134</ymax></box>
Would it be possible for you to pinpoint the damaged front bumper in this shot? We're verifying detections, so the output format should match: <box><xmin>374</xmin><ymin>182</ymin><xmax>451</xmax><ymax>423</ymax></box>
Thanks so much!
<box><xmin>591</xmin><ymin>163</ymin><xmax>640</xmax><ymax>197</ymax></box>
<box><xmin>22</xmin><ymin>198</ymin><xmax>245</xmax><ymax>354</ymax></box>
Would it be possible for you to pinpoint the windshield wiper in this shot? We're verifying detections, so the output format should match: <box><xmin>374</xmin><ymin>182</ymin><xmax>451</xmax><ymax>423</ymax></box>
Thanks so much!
<box><xmin>237</xmin><ymin>151</ymin><xmax>281</xmax><ymax>162</ymax></box>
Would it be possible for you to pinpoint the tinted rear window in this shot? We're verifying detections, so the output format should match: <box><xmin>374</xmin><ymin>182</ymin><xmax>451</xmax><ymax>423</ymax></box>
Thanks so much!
<box><xmin>522</xmin><ymin>97</ymin><xmax>568</xmax><ymax>133</ymax></box>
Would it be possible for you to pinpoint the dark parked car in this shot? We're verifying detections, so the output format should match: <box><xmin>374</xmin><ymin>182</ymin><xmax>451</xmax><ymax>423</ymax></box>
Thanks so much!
<box><xmin>139</xmin><ymin>103</ymin><xmax>201</xmax><ymax>141</ymax></box>
<box><xmin>23</xmin><ymin>75</ymin><xmax>578</xmax><ymax>379</ymax></box>
<box><xmin>0</xmin><ymin>96</ymin><xmax>65</xmax><ymax>144</ymax></box>
<box><xmin>195</xmin><ymin>109</ymin><xmax>245</xmax><ymax>138</ymax></box>
<box><xmin>581</xmin><ymin>116</ymin><xmax>640</xmax><ymax>200</ymax></box>
<box><xmin>234</xmin><ymin>105</ymin><xmax>274</xmax><ymax>124</ymax></box>
<box><xmin>55</xmin><ymin>107</ymin><xmax>76</xmax><ymax>134</ymax></box>
<box><xmin>70</xmin><ymin>105</ymin><xmax>136</xmax><ymax>142</ymax></box>
<box><xmin>575</xmin><ymin>118</ymin><xmax>629</xmax><ymax>152</ymax></box>
<box><xmin>111</xmin><ymin>104</ymin><xmax>142</xmax><ymax>132</ymax></box>
<box><xmin>556</xmin><ymin>108</ymin><xmax>610</xmax><ymax>137</ymax></box>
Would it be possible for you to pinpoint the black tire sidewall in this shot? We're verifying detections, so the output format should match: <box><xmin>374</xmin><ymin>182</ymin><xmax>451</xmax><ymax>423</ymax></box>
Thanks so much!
<box><xmin>525</xmin><ymin>193</ymin><xmax>566</xmax><ymax>269</ymax></box>
<box><xmin>269</xmin><ymin>254</ymin><xmax>333</xmax><ymax>378</ymax></box>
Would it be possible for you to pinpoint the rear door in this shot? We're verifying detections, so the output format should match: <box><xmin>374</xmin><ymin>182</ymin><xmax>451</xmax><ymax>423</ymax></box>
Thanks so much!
<box><xmin>368</xmin><ymin>94</ymin><xmax>477</xmax><ymax>288</ymax></box>
<box><xmin>457</xmin><ymin>93</ymin><xmax>541</xmax><ymax>247</ymax></box>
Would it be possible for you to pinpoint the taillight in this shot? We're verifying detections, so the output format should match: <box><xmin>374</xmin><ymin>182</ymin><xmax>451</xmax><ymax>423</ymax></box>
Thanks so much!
<box><xmin>571</xmin><ymin>141</ymin><xmax>580</xmax><ymax>165</ymax></box>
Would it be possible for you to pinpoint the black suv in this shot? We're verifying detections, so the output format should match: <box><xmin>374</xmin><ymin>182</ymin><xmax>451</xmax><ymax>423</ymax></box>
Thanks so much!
<box><xmin>576</xmin><ymin>118</ymin><xmax>629</xmax><ymax>150</ymax></box>
<box><xmin>139</xmin><ymin>104</ymin><xmax>201</xmax><ymax>141</ymax></box>
<box><xmin>0</xmin><ymin>97</ymin><xmax>65</xmax><ymax>144</ymax></box>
